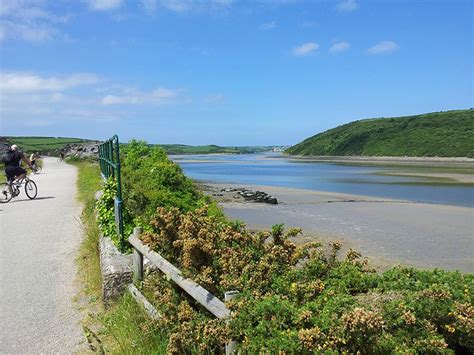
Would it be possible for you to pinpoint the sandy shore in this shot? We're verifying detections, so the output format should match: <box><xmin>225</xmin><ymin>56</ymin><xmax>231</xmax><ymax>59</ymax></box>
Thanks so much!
<box><xmin>285</xmin><ymin>155</ymin><xmax>474</xmax><ymax>167</ymax></box>
<box><xmin>202</xmin><ymin>182</ymin><xmax>474</xmax><ymax>273</ymax></box>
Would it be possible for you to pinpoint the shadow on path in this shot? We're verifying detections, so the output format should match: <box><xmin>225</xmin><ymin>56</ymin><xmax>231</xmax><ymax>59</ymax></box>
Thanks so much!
<box><xmin>10</xmin><ymin>196</ymin><xmax>56</xmax><ymax>203</ymax></box>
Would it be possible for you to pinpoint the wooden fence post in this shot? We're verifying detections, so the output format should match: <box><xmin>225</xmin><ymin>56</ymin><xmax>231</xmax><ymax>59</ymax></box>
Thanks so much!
<box><xmin>132</xmin><ymin>227</ymin><xmax>143</xmax><ymax>283</ymax></box>
<box><xmin>225</xmin><ymin>291</ymin><xmax>239</xmax><ymax>355</ymax></box>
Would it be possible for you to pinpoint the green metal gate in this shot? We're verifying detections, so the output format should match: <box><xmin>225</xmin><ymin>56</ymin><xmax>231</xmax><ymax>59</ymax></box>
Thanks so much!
<box><xmin>98</xmin><ymin>135</ymin><xmax>125</xmax><ymax>251</ymax></box>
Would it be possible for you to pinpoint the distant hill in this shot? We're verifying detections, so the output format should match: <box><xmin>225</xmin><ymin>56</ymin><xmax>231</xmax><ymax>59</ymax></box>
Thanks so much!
<box><xmin>159</xmin><ymin>144</ymin><xmax>273</xmax><ymax>155</ymax></box>
<box><xmin>285</xmin><ymin>109</ymin><xmax>474</xmax><ymax>158</ymax></box>
<box><xmin>3</xmin><ymin>136</ymin><xmax>95</xmax><ymax>154</ymax></box>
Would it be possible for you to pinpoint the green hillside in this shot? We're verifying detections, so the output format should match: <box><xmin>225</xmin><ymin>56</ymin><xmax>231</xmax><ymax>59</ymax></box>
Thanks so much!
<box><xmin>286</xmin><ymin>109</ymin><xmax>474</xmax><ymax>158</ymax></box>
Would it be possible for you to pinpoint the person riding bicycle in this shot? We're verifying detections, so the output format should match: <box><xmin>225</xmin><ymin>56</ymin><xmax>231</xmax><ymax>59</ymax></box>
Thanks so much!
<box><xmin>2</xmin><ymin>145</ymin><xmax>32</xmax><ymax>182</ymax></box>
<box><xmin>29</xmin><ymin>152</ymin><xmax>39</xmax><ymax>167</ymax></box>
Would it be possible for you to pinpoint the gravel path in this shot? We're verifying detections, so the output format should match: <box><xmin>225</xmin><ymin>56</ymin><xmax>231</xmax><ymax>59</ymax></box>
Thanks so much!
<box><xmin>0</xmin><ymin>157</ymin><xmax>85</xmax><ymax>353</ymax></box>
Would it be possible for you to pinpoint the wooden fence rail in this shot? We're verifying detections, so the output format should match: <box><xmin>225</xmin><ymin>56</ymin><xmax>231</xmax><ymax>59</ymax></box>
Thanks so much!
<box><xmin>128</xmin><ymin>227</ymin><xmax>238</xmax><ymax>353</ymax></box>
<box><xmin>128</xmin><ymin>228</ymin><xmax>232</xmax><ymax>319</ymax></box>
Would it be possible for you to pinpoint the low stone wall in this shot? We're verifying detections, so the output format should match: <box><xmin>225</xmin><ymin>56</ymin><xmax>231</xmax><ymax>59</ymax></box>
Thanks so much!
<box><xmin>96</xmin><ymin>190</ymin><xmax>132</xmax><ymax>305</ymax></box>
<box><xmin>99</xmin><ymin>236</ymin><xmax>133</xmax><ymax>305</ymax></box>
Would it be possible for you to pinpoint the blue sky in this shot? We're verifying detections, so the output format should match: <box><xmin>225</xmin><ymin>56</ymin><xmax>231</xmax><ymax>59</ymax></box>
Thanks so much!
<box><xmin>0</xmin><ymin>0</ymin><xmax>472</xmax><ymax>146</ymax></box>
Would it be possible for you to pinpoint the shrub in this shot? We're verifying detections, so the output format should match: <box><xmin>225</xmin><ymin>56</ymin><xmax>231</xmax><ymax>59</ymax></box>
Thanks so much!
<box><xmin>139</xmin><ymin>206</ymin><xmax>474</xmax><ymax>354</ymax></box>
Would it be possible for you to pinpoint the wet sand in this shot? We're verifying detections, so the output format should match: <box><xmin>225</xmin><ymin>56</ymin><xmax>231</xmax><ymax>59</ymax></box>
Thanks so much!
<box><xmin>202</xmin><ymin>182</ymin><xmax>474</xmax><ymax>273</ymax></box>
<box><xmin>286</xmin><ymin>155</ymin><xmax>474</xmax><ymax>167</ymax></box>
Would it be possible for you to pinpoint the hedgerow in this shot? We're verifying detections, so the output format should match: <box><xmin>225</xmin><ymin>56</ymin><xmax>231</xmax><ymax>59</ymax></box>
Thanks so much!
<box><xmin>96</xmin><ymin>139</ymin><xmax>221</xmax><ymax>249</ymax></box>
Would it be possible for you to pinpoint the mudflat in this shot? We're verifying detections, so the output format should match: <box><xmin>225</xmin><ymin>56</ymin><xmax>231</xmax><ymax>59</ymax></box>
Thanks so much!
<box><xmin>202</xmin><ymin>182</ymin><xmax>474</xmax><ymax>273</ymax></box>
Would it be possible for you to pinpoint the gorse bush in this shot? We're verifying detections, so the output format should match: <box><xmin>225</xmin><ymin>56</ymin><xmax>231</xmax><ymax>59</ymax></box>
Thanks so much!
<box><xmin>140</xmin><ymin>207</ymin><xmax>474</xmax><ymax>354</ymax></box>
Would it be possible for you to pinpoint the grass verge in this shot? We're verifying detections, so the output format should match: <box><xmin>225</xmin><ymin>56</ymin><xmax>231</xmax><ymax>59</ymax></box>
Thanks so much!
<box><xmin>72</xmin><ymin>160</ymin><xmax>168</xmax><ymax>353</ymax></box>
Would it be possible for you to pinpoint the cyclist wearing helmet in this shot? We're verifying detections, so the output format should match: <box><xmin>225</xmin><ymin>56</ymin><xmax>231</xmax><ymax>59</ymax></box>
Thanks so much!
<box><xmin>3</xmin><ymin>145</ymin><xmax>32</xmax><ymax>182</ymax></box>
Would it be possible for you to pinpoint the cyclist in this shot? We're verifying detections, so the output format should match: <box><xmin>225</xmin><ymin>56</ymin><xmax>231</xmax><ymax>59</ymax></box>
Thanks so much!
<box><xmin>30</xmin><ymin>152</ymin><xmax>39</xmax><ymax>167</ymax></box>
<box><xmin>2</xmin><ymin>145</ymin><xmax>32</xmax><ymax>182</ymax></box>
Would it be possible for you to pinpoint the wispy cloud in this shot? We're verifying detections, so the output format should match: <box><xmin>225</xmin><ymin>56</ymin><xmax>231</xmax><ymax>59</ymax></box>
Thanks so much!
<box><xmin>300</xmin><ymin>21</ymin><xmax>318</xmax><ymax>29</ymax></box>
<box><xmin>336</xmin><ymin>0</ymin><xmax>358</xmax><ymax>12</ymax></box>
<box><xmin>0</xmin><ymin>72</ymin><xmax>99</xmax><ymax>93</ymax></box>
<box><xmin>329</xmin><ymin>41</ymin><xmax>350</xmax><ymax>54</ymax></box>
<box><xmin>204</xmin><ymin>94</ymin><xmax>225</xmax><ymax>104</ymax></box>
<box><xmin>367</xmin><ymin>41</ymin><xmax>399</xmax><ymax>55</ymax></box>
<box><xmin>292</xmin><ymin>42</ymin><xmax>319</xmax><ymax>56</ymax></box>
<box><xmin>101</xmin><ymin>87</ymin><xmax>185</xmax><ymax>105</ymax></box>
<box><xmin>86</xmin><ymin>0</ymin><xmax>124</xmax><ymax>11</ymax></box>
<box><xmin>145</xmin><ymin>0</ymin><xmax>233</xmax><ymax>13</ymax></box>
<box><xmin>0</xmin><ymin>0</ymin><xmax>69</xmax><ymax>42</ymax></box>
<box><xmin>259</xmin><ymin>20</ymin><xmax>276</xmax><ymax>30</ymax></box>
<box><xmin>140</xmin><ymin>0</ymin><xmax>158</xmax><ymax>14</ymax></box>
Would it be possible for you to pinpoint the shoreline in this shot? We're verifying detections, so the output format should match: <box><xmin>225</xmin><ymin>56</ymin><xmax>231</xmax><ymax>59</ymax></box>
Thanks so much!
<box><xmin>282</xmin><ymin>154</ymin><xmax>474</xmax><ymax>167</ymax></box>
<box><xmin>199</xmin><ymin>181</ymin><xmax>474</xmax><ymax>273</ymax></box>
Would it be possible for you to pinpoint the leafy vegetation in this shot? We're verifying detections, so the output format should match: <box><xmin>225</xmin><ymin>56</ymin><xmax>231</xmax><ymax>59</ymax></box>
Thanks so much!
<box><xmin>4</xmin><ymin>136</ymin><xmax>94</xmax><ymax>154</ymax></box>
<box><xmin>140</xmin><ymin>208</ymin><xmax>474</xmax><ymax>354</ymax></box>
<box><xmin>96</xmin><ymin>139</ymin><xmax>222</xmax><ymax>249</ymax></box>
<box><xmin>159</xmin><ymin>144</ymin><xmax>273</xmax><ymax>155</ymax></box>
<box><xmin>286</xmin><ymin>109</ymin><xmax>474</xmax><ymax>157</ymax></box>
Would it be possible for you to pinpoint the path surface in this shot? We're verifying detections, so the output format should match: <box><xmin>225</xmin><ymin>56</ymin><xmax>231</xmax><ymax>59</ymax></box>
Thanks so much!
<box><xmin>0</xmin><ymin>158</ymin><xmax>84</xmax><ymax>353</ymax></box>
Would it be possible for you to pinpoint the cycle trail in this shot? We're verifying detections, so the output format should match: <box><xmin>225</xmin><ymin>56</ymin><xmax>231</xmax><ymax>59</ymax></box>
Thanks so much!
<box><xmin>0</xmin><ymin>157</ymin><xmax>85</xmax><ymax>353</ymax></box>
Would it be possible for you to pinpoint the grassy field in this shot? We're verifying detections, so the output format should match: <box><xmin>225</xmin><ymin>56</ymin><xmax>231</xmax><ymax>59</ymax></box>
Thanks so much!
<box><xmin>4</xmin><ymin>136</ymin><xmax>93</xmax><ymax>154</ymax></box>
<box><xmin>159</xmin><ymin>144</ymin><xmax>273</xmax><ymax>155</ymax></box>
<box><xmin>286</xmin><ymin>109</ymin><xmax>474</xmax><ymax>157</ymax></box>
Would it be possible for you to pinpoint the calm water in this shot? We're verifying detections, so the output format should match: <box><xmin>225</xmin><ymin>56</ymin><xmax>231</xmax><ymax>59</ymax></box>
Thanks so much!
<box><xmin>172</xmin><ymin>153</ymin><xmax>474</xmax><ymax>207</ymax></box>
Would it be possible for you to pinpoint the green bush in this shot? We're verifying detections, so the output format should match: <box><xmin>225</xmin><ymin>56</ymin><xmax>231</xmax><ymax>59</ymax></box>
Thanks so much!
<box><xmin>121</xmin><ymin>140</ymin><xmax>204</xmax><ymax>223</ymax></box>
<box><xmin>140</xmin><ymin>207</ymin><xmax>474</xmax><ymax>353</ymax></box>
<box><xmin>96</xmin><ymin>139</ymin><xmax>220</xmax><ymax>250</ymax></box>
<box><xmin>96</xmin><ymin>177</ymin><xmax>119</xmax><ymax>244</ymax></box>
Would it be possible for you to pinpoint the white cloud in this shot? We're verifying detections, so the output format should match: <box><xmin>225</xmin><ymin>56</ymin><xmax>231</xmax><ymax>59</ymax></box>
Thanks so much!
<box><xmin>101</xmin><ymin>87</ymin><xmax>182</xmax><ymax>105</ymax></box>
<box><xmin>367</xmin><ymin>41</ymin><xmax>399</xmax><ymax>55</ymax></box>
<box><xmin>152</xmin><ymin>0</ymin><xmax>233</xmax><ymax>13</ymax></box>
<box><xmin>0</xmin><ymin>72</ymin><xmax>99</xmax><ymax>93</ymax></box>
<box><xmin>204</xmin><ymin>94</ymin><xmax>225</xmax><ymax>104</ymax></box>
<box><xmin>141</xmin><ymin>0</ymin><xmax>158</xmax><ymax>13</ymax></box>
<box><xmin>86</xmin><ymin>0</ymin><xmax>124</xmax><ymax>11</ymax></box>
<box><xmin>292</xmin><ymin>42</ymin><xmax>319</xmax><ymax>56</ymax></box>
<box><xmin>259</xmin><ymin>21</ymin><xmax>276</xmax><ymax>30</ymax></box>
<box><xmin>300</xmin><ymin>21</ymin><xmax>318</xmax><ymax>29</ymax></box>
<box><xmin>329</xmin><ymin>41</ymin><xmax>350</xmax><ymax>54</ymax></box>
<box><xmin>0</xmin><ymin>70</ymin><xmax>195</xmax><ymax>130</ymax></box>
<box><xmin>0</xmin><ymin>0</ymin><xmax>69</xmax><ymax>42</ymax></box>
<box><xmin>24</xmin><ymin>119</ymin><xmax>54</xmax><ymax>127</ymax></box>
<box><xmin>336</xmin><ymin>0</ymin><xmax>358</xmax><ymax>12</ymax></box>
<box><xmin>0</xmin><ymin>21</ymin><xmax>58</xmax><ymax>42</ymax></box>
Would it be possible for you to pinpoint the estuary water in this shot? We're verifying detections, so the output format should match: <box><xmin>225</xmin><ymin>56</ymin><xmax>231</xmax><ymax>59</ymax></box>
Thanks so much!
<box><xmin>172</xmin><ymin>153</ymin><xmax>474</xmax><ymax>207</ymax></box>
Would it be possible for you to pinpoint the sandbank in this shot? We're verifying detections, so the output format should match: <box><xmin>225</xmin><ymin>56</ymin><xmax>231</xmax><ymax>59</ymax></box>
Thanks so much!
<box><xmin>201</xmin><ymin>182</ymin><xmax>474</xmax><ymax>273</ymax></box>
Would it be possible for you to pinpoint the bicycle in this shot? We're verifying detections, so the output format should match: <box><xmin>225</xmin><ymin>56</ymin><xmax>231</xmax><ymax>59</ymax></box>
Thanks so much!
<box><xmin>31</xmin><ymin>163</ymin><xmax>42</xmax><ymax>174</ymax></box>
<box><xmin>0</xmin><ymin>175</ymin><xmax>38</xmax><ymax>203</ymax></box>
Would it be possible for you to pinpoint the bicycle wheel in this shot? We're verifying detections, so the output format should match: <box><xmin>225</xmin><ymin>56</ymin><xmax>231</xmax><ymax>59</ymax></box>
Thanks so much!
<box><xmin>25</xmin><ymin>179</ymin><xmax>38</xmax><ymax>199</ymax></box>
<box><xmin>33</xmin><ymin>165</ymin><xmax>42</xmax><ymax>174</ymax></box>
<box><xmin>0</xmin><ymin>183</ymin><xmax>13</xmax><ymax>203</ymax></box>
